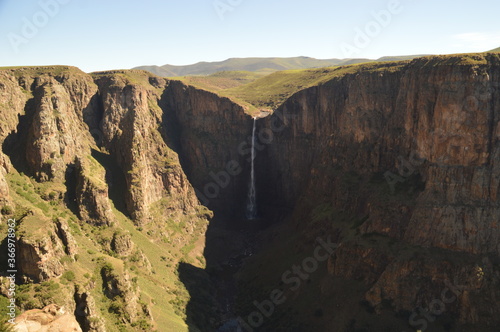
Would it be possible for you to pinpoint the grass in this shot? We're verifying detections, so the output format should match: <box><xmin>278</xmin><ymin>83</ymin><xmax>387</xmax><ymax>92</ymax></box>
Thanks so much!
<box><xmin>110</xmin><ymin>206</ymin><xmax>192</xmax><ymax>331</ymax></box>
<box><xmin>172</xmin><ymin>71</ymin><xmax>266</xmax><ymax>92</ymax></box>
<box><xmin>82</xmin><ymin>154</ymin><xmax>108</xmax><ymax>190</ymax></box>
<box><xmin>179</xmin><ymin>60</ymin><xmax>409</xmax><ymax>113</ymax></box>
<box><xmin>1</xmin><ymin>162</ymin><xmax>206</xmax><ymax>331</ymax></box>
<box><xmin>0</xmin><ymin>65</ymin><xmax>85</xmax><ymax>76</ymax></box>
<box><xmin>91</xmin><ymin>69</ymin><xmax>166</xmax><ymax>94</ymax></box>
<box><xmin>136</xmin><ymin>57</ymin><xmax>350</xmax><ymax>77</ymax></box>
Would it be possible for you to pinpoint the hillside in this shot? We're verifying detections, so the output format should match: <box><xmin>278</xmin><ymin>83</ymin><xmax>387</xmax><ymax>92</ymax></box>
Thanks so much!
<box><xmin>0</xmin><ymin>67</ymin><xmax>225</xmax><ymax>331</ymax></box>
<box><xmin>134</xmin><ymin>55</ymin><xmax>424</xmax><ymax>77</ymax></box>
<box><xmin>222</xmin><ymin>62</ymin><xmax>406</xmax><ymax>111</ymax></box>
<box><xmin>174</xmin><ymin>61</ymin><xmax>413</xmax><ymax>114</ymax></box>
<box><xmin>171</xmin><ymin>71</ymin><xmax>266</xmax><ymax>92</ymax></box>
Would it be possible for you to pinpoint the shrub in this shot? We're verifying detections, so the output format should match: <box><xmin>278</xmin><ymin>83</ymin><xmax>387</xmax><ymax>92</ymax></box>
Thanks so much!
<box><xmin>0</xmin><ymin>206</ymin><xmax>13</xmax><ymax>215</ymax></box>
<box><xmin>102</xmin><ymin>262</ymin><xmax>114</xmax><ymax>274</ymax></box>
<box><xmin>62</xmin><ymin>271</ymin><xmax>76</xmax><ymax>282</ymax></box>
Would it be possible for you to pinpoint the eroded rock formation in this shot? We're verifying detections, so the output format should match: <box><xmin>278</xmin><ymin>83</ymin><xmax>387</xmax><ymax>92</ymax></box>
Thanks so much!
<box><xmin>2</xmin><ymin>54</ymin><xmax>500</xmax><ymax>331</ymax></box>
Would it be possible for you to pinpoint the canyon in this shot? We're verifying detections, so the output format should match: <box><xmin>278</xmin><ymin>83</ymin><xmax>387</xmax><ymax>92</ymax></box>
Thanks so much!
<box><xmin>0</xmin><ymin>53</ymin><xmax>499</xmax><ymax>332</ymax></box>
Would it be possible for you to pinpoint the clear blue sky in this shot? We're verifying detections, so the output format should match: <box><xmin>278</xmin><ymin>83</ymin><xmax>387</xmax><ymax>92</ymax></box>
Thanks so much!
<box><xmin>0</xmin><ymin>0</ymin><xmax>499</xmax><ymax>73</ymax></box>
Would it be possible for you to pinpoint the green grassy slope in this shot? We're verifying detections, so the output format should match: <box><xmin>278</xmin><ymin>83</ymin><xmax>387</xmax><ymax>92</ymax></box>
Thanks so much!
<box><xmin>172</xmin><ymin>71</ymin><xmax>266</xmax><ymax>92</ymax></box>
<box><xmin>220</xmin><ymin>61</ymin><xmax>407</xmax><ymax>111</ymax></box>
<box><xmin>0</xmin><ymin>165</ymin><xmax>200</xmax><ymax>331</ymax></box>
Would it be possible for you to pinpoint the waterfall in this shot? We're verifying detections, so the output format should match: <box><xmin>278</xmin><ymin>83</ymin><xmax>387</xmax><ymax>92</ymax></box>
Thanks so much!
<box><xmin>246</xmin><ymin>117</ymin><xmax>257</xmax><ymax>219</ymax></box>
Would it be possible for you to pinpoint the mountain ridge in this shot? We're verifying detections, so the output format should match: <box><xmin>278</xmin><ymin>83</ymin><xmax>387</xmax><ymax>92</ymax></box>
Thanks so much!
<box><xmin>134</xmin><ymin>55</ymin><xmax>427</xmax><ymax>77</ymax></box>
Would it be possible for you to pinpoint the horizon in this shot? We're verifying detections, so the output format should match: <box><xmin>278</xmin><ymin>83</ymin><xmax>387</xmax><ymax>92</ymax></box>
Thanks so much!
<box><xmin>0</xmin><ymin>0</ymin><xmax>499</xmax><ymax>72</ymax></box>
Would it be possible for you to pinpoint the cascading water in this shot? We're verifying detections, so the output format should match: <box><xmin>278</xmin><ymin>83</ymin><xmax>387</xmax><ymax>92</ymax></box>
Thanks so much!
<box><xmin>246</xmin><ymin>117</ymin><xmax>257</xmax><ymax>219</ymax></box>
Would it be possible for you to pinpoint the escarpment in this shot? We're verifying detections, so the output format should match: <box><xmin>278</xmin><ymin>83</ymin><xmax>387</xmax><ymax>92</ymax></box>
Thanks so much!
<box><xmin>93</xmin><ymin>72</ymin><xmax>215</xmax><ymax>226</ymax></box>
<box><xmin>251</xmin><ymin>53</ymin><xmax>500</xmax><ymax>330</ymax></box>
<box><xmin>1</xmin><ymin>54</ymin><xmax>500</xmax><ymax>331</ymax></box>
<box><xmin>260</xmin><ymin>54</ymin><xmax>500</xmax><ymax>253</ymax></box>
<box><xmin>0</xmin><ymin>67</ymin><xmax>219</xmax><ymax>331</ymax></box>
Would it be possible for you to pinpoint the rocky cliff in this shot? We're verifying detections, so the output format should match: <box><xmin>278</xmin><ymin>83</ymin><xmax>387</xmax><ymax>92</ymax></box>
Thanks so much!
<box><xmin>260</xmin><ymin>54</ymin><xmax>500</xmax><ymax>250</ymax></box>
<box><xmin>248</xmin><ymin>53</ymin><xmax>500</xmax><ymax>331</ymax></box>
<box><xmin>2</xmin><ymin>54</ymin><xmax>500</xmax><ymax>332</ymax></box>
<box><xmin>0</xmin><ymin>67</ymin><xmax>218</xmax><ymax>331</ymax></box>
<box><xmin>163</xmin><ymin>80</ymin><xmax>254</xmax><ymax>216</ymax></box>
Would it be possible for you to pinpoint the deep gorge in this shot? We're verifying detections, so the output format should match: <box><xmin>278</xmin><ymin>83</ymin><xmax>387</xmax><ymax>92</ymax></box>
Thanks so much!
<box><xmin>1</xmin><ymin>53</ymin><xmax>500</xmax><ymax>331</ymax></box>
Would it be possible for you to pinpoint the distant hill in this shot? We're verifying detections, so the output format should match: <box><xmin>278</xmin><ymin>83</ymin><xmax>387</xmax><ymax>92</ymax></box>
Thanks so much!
<box><xmin>488</xmin><ymin>47</ymin><xmax>500</xmax><ymax>52</ymax></box>
<box><xmin>134</xmin><ymin>55</ymin><xmax>425</xmax><ymax>77</ymax></box>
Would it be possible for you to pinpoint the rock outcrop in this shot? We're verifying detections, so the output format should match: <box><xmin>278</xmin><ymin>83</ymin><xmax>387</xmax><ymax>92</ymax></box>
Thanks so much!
<box><xmin>74</xmin><ymin>156</ymin><xmax>115</xmax><ymax>226</ymax></box>
<box><xmin>110</xmin><ymin>231</ymin><xmax>134</xmax><ymax>257</ymax></box>
<box><xmin>25</xmin><ymin>78</ymin><xmax>93</xmax><ymax>181</ymax></box>
<box><xmin>13</xmin><ymin>304</ymin><xmax>82</xmax><ymax>332</ymax></box>
<box><xmin>100</xmin><ymin>262</ymin><xmax>144</xmax><ymax>324</ymax></box>
<box><xmin>93</xmin><ymin>72</ymin><xmax>203</xmax><ymax>225</ymax></box>
<box><xmin>54</xmin><ymin>218</ymin><xmax>78</xmax><ymax>257</ymax></box>
<box><xmin>0</xmin><ymin>155</ymin><xmax>11</xmax><ymax>211</ymax></box>
<box><xmin>0</xmin><ymin>67</ymin><xmax>97</xmax><ymax>181</ymax></box>
<box><xmin>74</xmin><ymin>290</ymin><xmax>106</xmax><ymax>332</ymax></box>
<box><xmin>17</xmin><ymin>215</ymin><xmax>67</xmax><ymax>282</ymax></box>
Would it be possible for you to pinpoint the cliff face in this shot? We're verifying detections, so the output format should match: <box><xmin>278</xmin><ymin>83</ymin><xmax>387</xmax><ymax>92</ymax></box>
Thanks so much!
<box><xmin>24</xmin><ymin>75</ymin><xmax>96</xmax><ymax>182</ymax></box>
<box><xmin>0</xmin><ymin>68</ymin><xmax>97</xmax><ymax>181</ymax></box>
<box><xmin>254</xmin><ymin>54</ymin><xmax>500</xmax><ymax>329</ymax></box>
<box><xmin>261</xmin><ymin>54</ymin><xmax>500</xmax><ymax>252</ymax></box>
<box><xmin>93</xmin><ymin>73</ymin><xmax>205</xmax><ymax>225</ymax></box>
<box><xmin>74</xmin><ymin>156</ymin><xmax>115</xmax><ymax>226</ymax></box>
<box><xmin>163</xmin><ymin>81</ymin><xmax>254</xmax><ymax>216</ymax></box>
<box><xmin>0</xmin><ymin>68</ymin><xmax>215</xmax><ymax>331</ymax></box>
